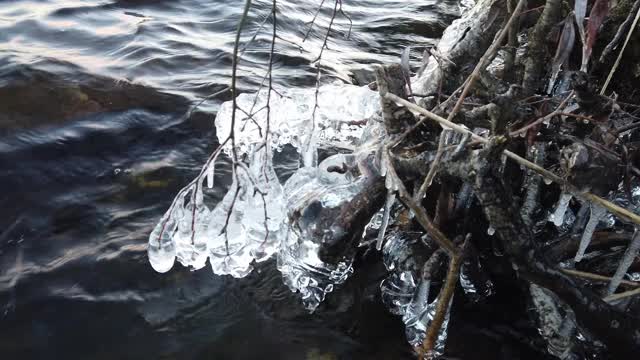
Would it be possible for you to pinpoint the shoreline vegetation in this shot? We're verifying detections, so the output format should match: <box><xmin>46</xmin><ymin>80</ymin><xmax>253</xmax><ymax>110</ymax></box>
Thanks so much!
<box><xmin>148</xmin><ymin>0</ymin><xmax>640</xmax><ymax>358</ymax></box>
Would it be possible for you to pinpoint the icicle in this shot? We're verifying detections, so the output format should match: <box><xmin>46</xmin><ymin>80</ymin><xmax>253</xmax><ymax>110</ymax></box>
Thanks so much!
<box><xmin>148</xmin><ymin>193</ymin><xmax>186</xmax><ymax>273</ymax></box>
<box><xmin>549</xmin><ymin>192</ymin><xmax>573</xmax><ymax>227</ymax></box>
<box><xmin>206</xmin><ymin>163</ymin><xmax>215</xmax><ymax>189</ymax></box>
<box><xmin>376</xmin><ymin>192</ymin><xmax>396</xmax><ymax>250</ymax></box>
<box><xmin>575</xmin><ymin>203</ymin><xmax>607</xmax><ymax>262</ymax></box>
<box><xmin>607</xmin><ymin>229</ymin><xmax>640</xmax><ymax>295</ymax></box>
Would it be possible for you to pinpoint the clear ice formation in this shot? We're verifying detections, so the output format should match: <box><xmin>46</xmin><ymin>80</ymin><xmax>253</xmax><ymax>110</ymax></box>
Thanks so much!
<box><xmin>380</xmin><ymin>233</ymin><xmax>450</xmax><ymax>356</ymax></box>
<box><xmin>575</xmin><ymin>203</ymin><xmax>608</xmax><ymax>262</ymax></box>
<box><xmin>148</xmin><ymin>81</ymin><xmax>382</xmax><ymax>311</ymax></box>
<box><xmin>277</xmin><ymin>154</ymin><xmax>366</xmax><ymax>311</ymax></box>
<box><xmin>215</xmin><ymin>82</ymin><xmax>380</xmax><ymax>156</ymax></box>
<box><xmin>376</xmin><ymin>192</ymin><xmax>397</xmax><ymax>250</ymax></box>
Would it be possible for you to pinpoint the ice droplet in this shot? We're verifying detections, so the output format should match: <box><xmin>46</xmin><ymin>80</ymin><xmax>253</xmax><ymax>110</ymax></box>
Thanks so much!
<box><xmin>487</xmin><ymin>226</ymin><xmax>495</xmax><ymax>236</ymax></box>
<box><xmin>575</xmin><ymin>203</ymin><xmax>607</xmax><ymax>262</ymax></box>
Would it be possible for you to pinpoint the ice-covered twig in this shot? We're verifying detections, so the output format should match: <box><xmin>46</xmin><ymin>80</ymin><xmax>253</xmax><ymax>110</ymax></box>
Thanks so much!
<box><xmin>607</xmin><ymin>229</ymin><xmax>640</xmax><ymax>295</ymax></box>
<box><xmin>419</xmin><ymin>239</ymin><xmax>463</xmax><ymax>359</ymax></box>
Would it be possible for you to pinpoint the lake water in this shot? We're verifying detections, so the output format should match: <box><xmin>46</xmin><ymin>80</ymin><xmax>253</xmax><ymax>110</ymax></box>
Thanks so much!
<box><xmin>0</xmin><ymin>1</ymin><xmax>549</xmax><ymax>359</ymax></box>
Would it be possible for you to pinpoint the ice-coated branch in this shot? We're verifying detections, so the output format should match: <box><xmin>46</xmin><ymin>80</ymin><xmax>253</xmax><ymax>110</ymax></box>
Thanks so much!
<box><xmin>383</xmin><ymin>92</ymin><xmax>640</xmax><ymax>226</ymax></box>
<box><xmin>419</xmin><ymin>242</ymin><xmax>463</xmax><ymax>359</ymax></box>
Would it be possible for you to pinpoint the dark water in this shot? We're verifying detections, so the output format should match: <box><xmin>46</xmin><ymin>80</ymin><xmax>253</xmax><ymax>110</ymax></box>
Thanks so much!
<box><xmin>0</xmin><ymin>1</ymin><xmax>545</xmax><ymax>359</ymax></box>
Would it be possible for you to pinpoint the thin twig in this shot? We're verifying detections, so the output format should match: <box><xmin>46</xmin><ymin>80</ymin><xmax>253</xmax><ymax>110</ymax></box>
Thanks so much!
<box><xmin>604</xmin><ymin>286</ymin><xmax>640</xmax><ymax>302</ymax></box>
<box><xmin>561</xmin><ymin>268</ymin><xmax>640</xmax><ymax>288</ymax></box>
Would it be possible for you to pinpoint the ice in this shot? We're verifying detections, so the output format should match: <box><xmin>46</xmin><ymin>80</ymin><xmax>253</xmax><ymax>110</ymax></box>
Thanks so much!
<box><xmin>381</xmin><ymin>271</ymin><xmax>417</xmax><ymax>315</ymax></box>
<box><xmin>380</xmin><ymin>233</ymin><xmax>450</xmax><ymax>355</ymax></box>
<box><xmin>206</xmin><ymin>146</ymin><xmax>286</xmax><ymax>276</ymax></box>
<box><xmin>410</xmin><ymin>296</ymin><xmax>452</xmax><ymax>357</ymax></box>
<box><xmin>277</xmin><ymin>154</ymin><xmax>370</xmax><ymax>311</ymax></box>
<box><xmin>215</xmin><ymin>83</ymin><xmax>380</xmax><ymax>156</ymax></box>
<box><xmin>174</xmin><ymin>201</ymin><xmax>210</xmax><ymax>271</ymax></box>
<box><xmin>607</xmin><ymin>229</ymin><xmax>640</xmax><ymax>295</ymax></box>
<box><xmin>487</xmin><ymin>226</ymin><xmax>495</xmax><ymax>236</ymax></box>
<box><xmin>403</xmin><ymin>289</ymin><xmax>453</xmax><ymax>356</ymax></box>
<box><xmin>575</xmin><ymin>203</ymin><xmax>607</xmax><ymax>262</ymax></box>
<box><xmin>413</xmin><ymin>0</ymin><xmax>498</xmax><ymax>96</ymax></box>
<box><xmin>148</xmin><ymin>201</ymin><xmax>179</xmax><ymax>273</ymax></box>
<box><xmin>147</xmin><ymin>145</ymin><xmax>286</xmax><ymax>278</ymax></box>
<box><xmin>376</xmin><ymin>192</ymin><xmax>396</xmax><ymax>250</ymax></box>
<box><xmin>459</xmin><ymin>260</ymin><xmax>493</xmax><ymax>303</ymax></box>
<box><xmin>550</xmin><ymin>192</ymin><xmax>573</xmax><ymax>227</ymax></box>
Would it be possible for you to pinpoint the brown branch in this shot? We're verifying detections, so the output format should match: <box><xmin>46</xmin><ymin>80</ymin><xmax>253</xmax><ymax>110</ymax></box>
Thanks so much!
<box><xmin>383</xmin><ymin>92</ymin><xmax>640</xmax><ymax>226</ymax></box>
<box><xmin>413</xmin><ymin>0</ymin><xmax>527</xmax><ymax>199</ymax></box>
<box><xmin>419</xmin><ymin>248</ymin><xmax>463</xmax><ymax>358</ymax></box>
